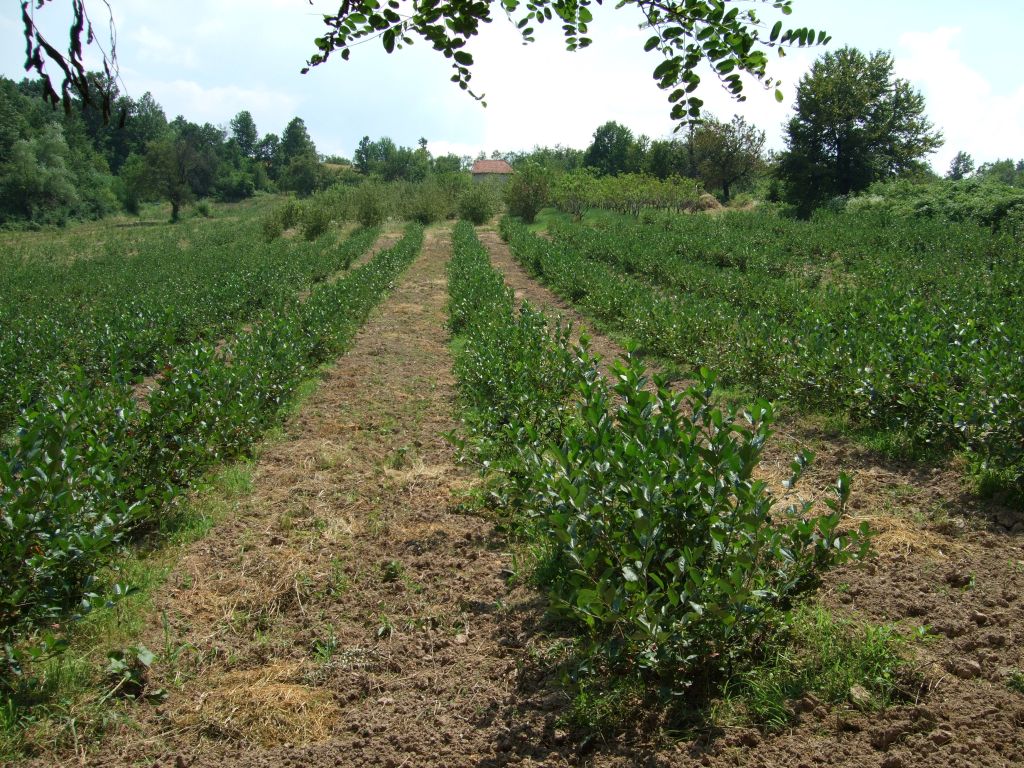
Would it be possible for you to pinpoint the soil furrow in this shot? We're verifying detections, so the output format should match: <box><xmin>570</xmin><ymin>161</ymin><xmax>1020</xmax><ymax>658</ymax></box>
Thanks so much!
<box><xmin>80</xmin><ymin>224</ymin><xmax>523</xmax><ymax>767</ymax></box>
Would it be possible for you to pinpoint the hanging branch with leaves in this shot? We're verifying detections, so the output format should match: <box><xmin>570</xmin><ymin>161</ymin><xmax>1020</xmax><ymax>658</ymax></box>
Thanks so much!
<box><xmin>306</xmin><ymin>0</ymin><xmax>829</xmax><ymax>122</ymax></box>
<box><xmin>21</xmin><ymin>0</ymin><xmax>121</xmax><ymax>120</ymax></box>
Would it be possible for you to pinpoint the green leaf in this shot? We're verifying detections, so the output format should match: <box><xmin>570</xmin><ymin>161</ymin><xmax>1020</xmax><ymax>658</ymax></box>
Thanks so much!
<box><xmin>135</xmin><ymin>645</ymin><xmax>155</xmax><ymax>667</ymax></box>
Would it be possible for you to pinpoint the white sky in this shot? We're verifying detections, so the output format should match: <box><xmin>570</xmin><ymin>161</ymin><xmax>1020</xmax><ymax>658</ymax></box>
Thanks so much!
<box><xmin>2</xmin><ymin>1</ymin><xmax>1022</xmax><ymax>172</ymax></box>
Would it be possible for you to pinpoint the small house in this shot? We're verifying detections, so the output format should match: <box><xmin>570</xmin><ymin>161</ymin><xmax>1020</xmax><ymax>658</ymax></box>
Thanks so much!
<box><xmin>471</xmin><ymin>159</ymin><xmax>514</xmax><ymax>184</ymax></box>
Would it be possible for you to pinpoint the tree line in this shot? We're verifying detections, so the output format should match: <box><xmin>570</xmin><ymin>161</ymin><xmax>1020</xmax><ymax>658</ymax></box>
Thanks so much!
<box><xmin>496</xmin><ymin>45</ymin><xmax>1021</xmax><ymax>221</ymax></box>
<box><xmin>0</xmin><ymin>75</ymin><xmax>339</xmax><ymax>224</ymax></box>
<box><xmin>4</xmin><ymin>41</ymin><xmax>1021</xmax><ymax>228</ymax></box>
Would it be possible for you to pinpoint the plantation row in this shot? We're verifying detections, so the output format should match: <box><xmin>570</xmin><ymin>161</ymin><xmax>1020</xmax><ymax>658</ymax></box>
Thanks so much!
<box><xmin>448</xmin><ymin>221</ymin><xmax>867</xmax><ymax>695</ymax></box>
<box><xmin>501</xmin><ymin>213</ymin><xmax>1024</xmax><ymax>500</ymax></box>
<box><xmin>0</xmin><ymin>225</ymin><xmax>423</xmax><ymax>681</ymax></box>
<box><xmin>0</xmin><ymin>219</ymin><xmax>379</xmax><ymax>431</ymax></box>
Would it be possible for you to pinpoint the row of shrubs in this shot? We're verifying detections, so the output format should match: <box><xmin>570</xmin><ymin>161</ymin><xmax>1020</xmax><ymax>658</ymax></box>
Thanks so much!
<box><xmin>260</xmin><ymin>176</ymin><xmax>524</xmax><ymax>242</ymax></box>
<box><xmin>447</xmin><ymin>219</ymin><xmax>871</xmax><ymax>701</ymax></box>
<box><xmin>0</xmin><ymin>225</ymin><xmax>422</xmax><ymax>690</ymax></box>
<box><xmin>837</xmin><ymin>178</ymin><xmax>1024</xmax><ymax>234</ymax></box>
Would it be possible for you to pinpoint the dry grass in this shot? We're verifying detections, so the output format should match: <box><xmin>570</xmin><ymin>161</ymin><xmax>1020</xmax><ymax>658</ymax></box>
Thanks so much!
<box><xmin>176</xmin><ymin>661</ymin><xmax>340</xmax><ymax>747</ymax></box>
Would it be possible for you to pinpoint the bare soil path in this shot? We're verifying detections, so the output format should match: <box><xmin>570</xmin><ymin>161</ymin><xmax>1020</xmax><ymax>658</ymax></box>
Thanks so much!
<box><xmin>79</xmin><ymin>225</ymin><xmax>527</xmax><ymax>767</ymax></box>
<box><xmin>476</xmin><ymin>223</ymin><xmax>1024</xmax><ymax>768</ymax></box>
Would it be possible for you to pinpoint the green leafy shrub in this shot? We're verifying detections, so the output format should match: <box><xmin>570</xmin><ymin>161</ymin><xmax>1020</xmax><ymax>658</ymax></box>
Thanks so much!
<box><xmin>0</xmin><ymin>374</ymin><xmax>148</xmax><ymax>650</ymax></box>
<box><xmin>447</xmin><ymin>221</ymin><xmax>869</xmax><ymax>696</ymax></box>
<box><xmin>354</xmin><ymin>183</ymin><xmax>388</xmax><ymax>228</ymax></box>
<box><xmin>1004</xmin><ymin>206</ymin><xmax>1024</xmax><ymax>238</ymax></box>
<box><xmin>260</xmin><ymin>210</ymin><xmax>284</xmax><ymax>241</ymax></box>
<box><xmin>504</xmin><ymin>162</ymin><xmax>549</xmax><ymax>223</ymax></box>
<box><xmin>279</xmin><ymin>199</ymin><xmax>301</xmax><ymax>230</ymax></box>
<box><xmin>521</xmin><ymin>356</ymin><xmax>868</xmax><ymax>686</ymax></box>
<box><xmin>261</xmin><ymin>199</ymin><xmax>304</xmax><ymax>241</ymax></box>
<box><xmin>214</xmin><ymin>170</ymin><xmax>256</xmax><ymax>202</ymax></box>
<box><xmin>458</xmin><ymin>185</ymin><xmax>496</xmax><ymax>225</ymax></box>
<box><xmin>851</xmin><ymin>178</ymin><xmax>1024</xmax><ymax>231</ymax></box>
<box><xmin>300</xmin><ymin>203</ymin><xmax>332</xmax><ymax>240</ymax></box>
<box><xmin>406</xmin><ymin>181</ymin><xmax>449</xmax><ymax>224</ymax></box>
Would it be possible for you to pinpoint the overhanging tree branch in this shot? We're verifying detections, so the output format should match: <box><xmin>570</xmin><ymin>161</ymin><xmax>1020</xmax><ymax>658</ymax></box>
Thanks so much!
<box><xmin>20</xmin><ymin>0</ymin><xmax>121</xmax><ymax>121</ymax></box>
<box><xmin>306</xmin><ymin>0</ymin><xmax>830</xmax><ymax>123</ymax></box>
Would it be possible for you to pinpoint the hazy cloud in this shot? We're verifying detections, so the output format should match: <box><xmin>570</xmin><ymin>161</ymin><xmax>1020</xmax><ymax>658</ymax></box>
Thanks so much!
<box><xmin>129</xmin><ymin>27</ymin><xmax>199</xmax><ymax>70</ymax></box>
<box><xmin>127</xmin><ymin>77</ymin><xmax>299</xmax><ymax>130</ymax></box>
<box><xmin>895</xmin><ymin>27</ymin><xmax>1024</xmax><ymax>171</ymax></box>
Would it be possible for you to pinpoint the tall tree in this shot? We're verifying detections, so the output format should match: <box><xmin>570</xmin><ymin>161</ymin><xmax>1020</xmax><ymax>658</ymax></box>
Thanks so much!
<box><xmin>432</xmin><ymin>153</ymin><xmax>463</xmax><ymax>174</ymax></box>
<box><xmin>95</xmin><ymin>91</ymin><xmax>167</xmax><ymax>174</ymax></box>
<box><xmin>353</xmin><ymin>135</ymin><xmax>373</xmax><ymax>174</ymax></box>
<box><xmin>229</xmin><ymin>110</ymin><xmax>259</xmax><ymax>159</ymax></box>
<box><xmin>279</xmin><ymin>153</ymin><xmax>321</xmax><ymax>196</ymax></box>
<box><xmin>645</xmin><ymin>139</ymin><xmax>691</xmax><ymax>180</ymax></box>
<box><xmin>255</xmin><ymin>132</ymin><xmax>281</xmax><ymax>178</ymax></box>
<box><xmin>167</xmin><ymin>117</ymin><xmax>222</xmax><ymax>198</ymax></box>
<box><xmin>778</xmin><ymin>46</ymin><xmax>943</xmax><ymax>215</ymax></box>
<box><xmin>504</xmin><ymin>161</ymin><xmax>550</xmax><ymax>223</ymax></box>
<box><xmin>692</xmin><ymin>115</ymin><xmax>766</xmax><ymax>202</ymax></box>
<box><xmin>0</xmin><ymin>123</ymin><xmax>79</xmax><ymax>222</ymax></box>
<box><xmin>508</xmin><ymin>145</ymin><xmax>584</xmax><ymax>174</ymax></box>
<box><xmin>946</xmin><ymin>151</ymin><xmax>975</xmax><ymax>181</ymax></box>
<box><xmin>977</xmin><ymin>159</ymin><xmax>1024</xmax><ymax>188</ymax></box>
<box><xmin>123</xmin><ymin>135</ymin><xmax>199</xmax><ymax>222</ymax></box>
<box><xmin>584</xmin><ymin>121</ymin><xmax>638</xmax><ymax>176</ymax></box>
<box><xmin>279</xmin><ymin>117</ymin><xmax>316</xmax><ymax>165</ymax></box>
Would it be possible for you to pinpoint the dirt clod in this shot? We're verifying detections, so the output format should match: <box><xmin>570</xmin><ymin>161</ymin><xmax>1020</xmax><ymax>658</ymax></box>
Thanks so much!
<box><xmin>930</xmin><ymin>729</ymin><xmax>954</xmax><ymax>746</ymax></box>
<box><xmin>849</xmin><ymin>684</ymin><xmax>873</xmax><ymax>709</ymax></box>
<box><xmin>945</xmin><ymin>570</ymin><xmax>973</xmax><ymax>588</ymax></box>
<box><xmin>871</xmin><ymin>724</ymin><xmax>911</xmax><ymax>751</ymax></box>
<box><xmin>945</xmin><ymin>658</ymin><xmax>983</xmax><ymax>679</ymax></box>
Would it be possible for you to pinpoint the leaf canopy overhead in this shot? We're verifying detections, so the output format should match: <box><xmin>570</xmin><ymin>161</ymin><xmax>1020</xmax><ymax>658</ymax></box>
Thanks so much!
<box><xmin>306</xmin><ymin>0</ymin><xmax>830</xmax><ymax>123</ymax></box>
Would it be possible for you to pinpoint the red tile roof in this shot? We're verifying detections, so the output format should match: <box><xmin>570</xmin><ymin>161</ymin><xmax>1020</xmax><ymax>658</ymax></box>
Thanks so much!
<box><xmin>471</xmin><ymin>159</ymin><xmax>514</xmax><ymax>175</ymax></box>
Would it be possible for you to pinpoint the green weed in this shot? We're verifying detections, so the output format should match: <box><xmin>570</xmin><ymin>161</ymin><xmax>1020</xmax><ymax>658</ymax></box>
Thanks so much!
<box><xmin>724</xmin><ymin>605</ymin><xmax>909</xmax><ymax>729</ymax></box>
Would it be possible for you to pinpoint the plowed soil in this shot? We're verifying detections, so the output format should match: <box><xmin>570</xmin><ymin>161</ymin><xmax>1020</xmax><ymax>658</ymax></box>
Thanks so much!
<box><xmin>35</xmin><ymin>223</ymin><xmax>1024</xmax><ymax>768</ymax></box>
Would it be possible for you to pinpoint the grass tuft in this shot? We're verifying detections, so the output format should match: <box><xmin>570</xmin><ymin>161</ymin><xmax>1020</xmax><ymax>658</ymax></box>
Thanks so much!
<box><xmin>721</xmin><ymin>605</ymin><xmax>909</xmax><ymax>729</ymax></box>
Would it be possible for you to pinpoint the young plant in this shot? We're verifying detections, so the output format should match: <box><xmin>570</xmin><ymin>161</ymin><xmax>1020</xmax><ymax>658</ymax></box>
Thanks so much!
<box><xmin>519</xmin><ymin>354</ymin><xmax>870</xmax><ymax>689</ymax></box>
